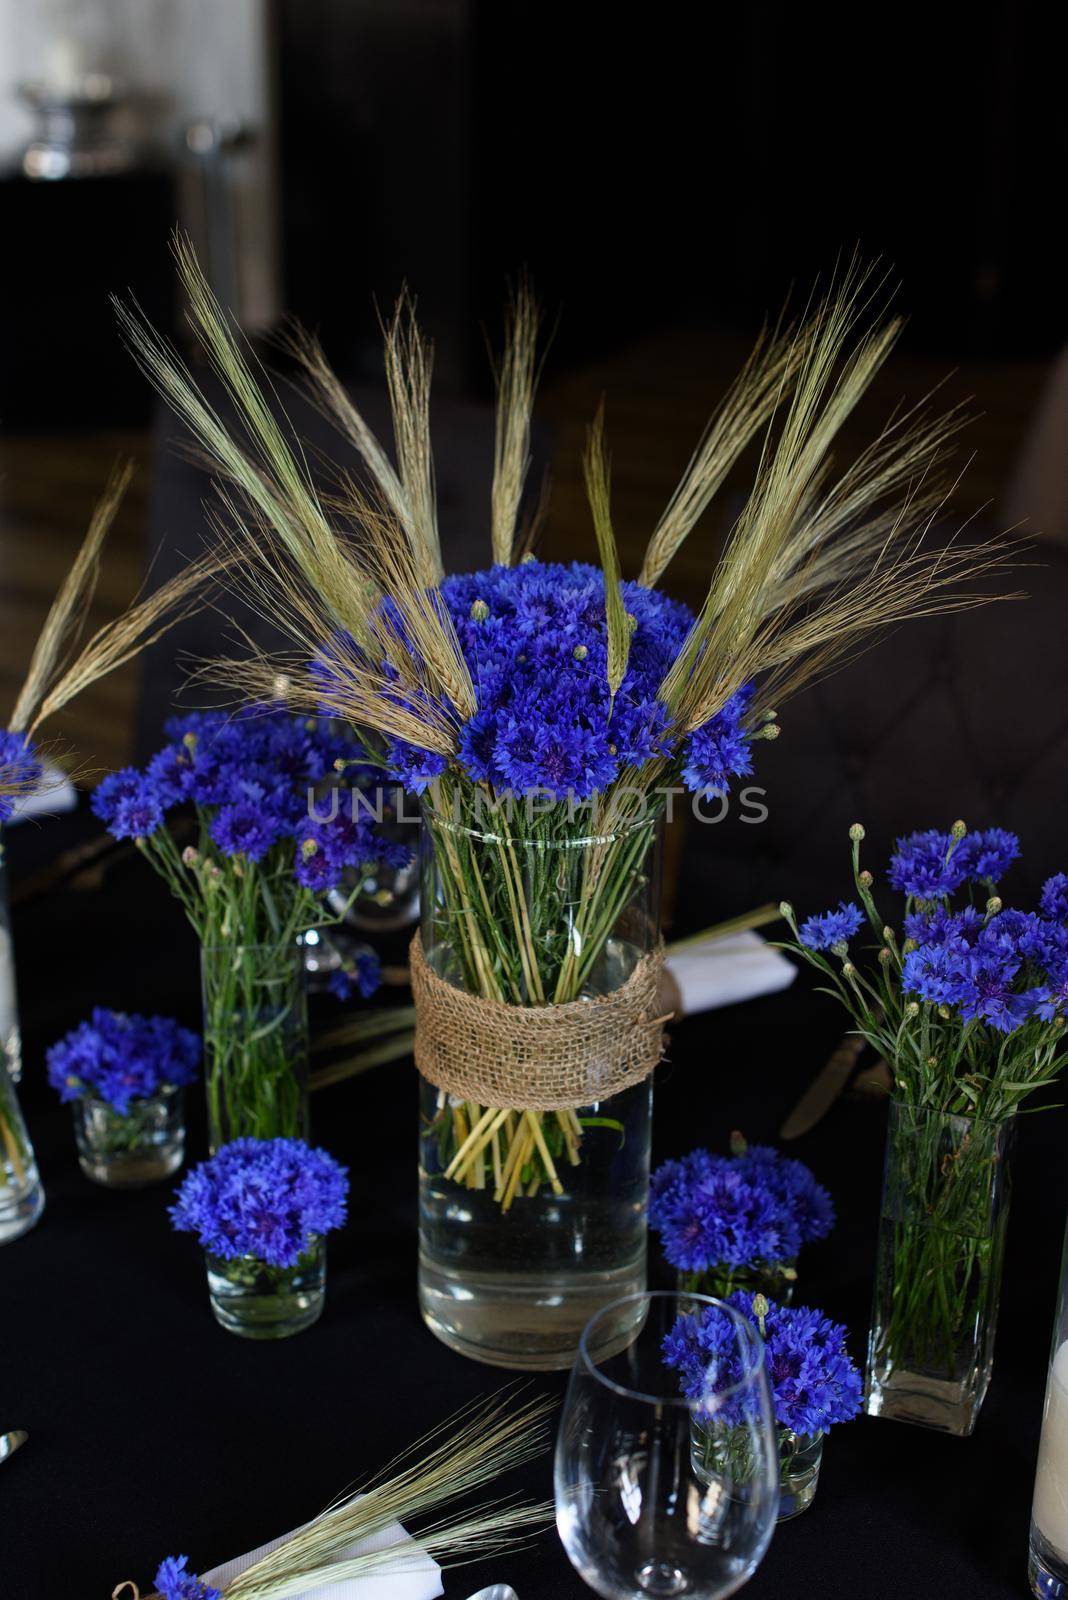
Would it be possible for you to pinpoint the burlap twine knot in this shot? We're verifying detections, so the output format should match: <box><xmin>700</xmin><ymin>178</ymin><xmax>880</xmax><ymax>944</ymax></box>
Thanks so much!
<box><xmin>410</xmin><ymin>932</ymin><xmax>667</xmax><ymax>1110</ymax></box>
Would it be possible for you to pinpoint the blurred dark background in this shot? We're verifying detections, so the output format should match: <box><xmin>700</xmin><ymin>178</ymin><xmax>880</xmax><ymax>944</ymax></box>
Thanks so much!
<box><xmin>1</xmin><ymin>0</ymin><xmax>1066</xmax><ymax>906</ymax></box>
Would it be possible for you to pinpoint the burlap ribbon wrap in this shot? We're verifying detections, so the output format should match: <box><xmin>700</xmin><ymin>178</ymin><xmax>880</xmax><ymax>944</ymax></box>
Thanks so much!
<box><xmin>410</xmin><ymin>932</ymin><xmax>666</xmax><ymax>1111</ymax></box>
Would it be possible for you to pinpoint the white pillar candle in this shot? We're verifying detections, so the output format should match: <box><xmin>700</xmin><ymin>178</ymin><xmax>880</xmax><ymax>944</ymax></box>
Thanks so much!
<box><xmin>1033</xmin><ymin>1340</ymin><xmax>1068</xmax><ymax>1559</ymax></box>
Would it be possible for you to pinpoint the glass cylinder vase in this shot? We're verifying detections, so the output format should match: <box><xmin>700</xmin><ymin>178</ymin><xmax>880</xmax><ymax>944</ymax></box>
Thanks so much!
<box><xmin>205</xmin><ymin>1236</ymin><xmax>326</xmax><ymax>1339</ymax></box>
<box><xmin>201</xmin><ymin>939</ymin><xmax>309</xmax><ymax>1150</ymax></box>
<box><xmin>692</xmin><ymin>1417</ymin><xmax>823</xmax><ymax>1521</ymax></box>
<box><xmin>416</xmin><ymin>800</ymin><xmax>661</xmax><ymax>1371</ymax></box>
<box><xmin>865</xmin><ymin>1099</ymin><xmax>1013</xmax><ymax>1436</ymax></box>
<box><xmin>1</xmin><ymin>1047</ymin><xmax>44</xmax><ymax>1244</ymax></box>
<box><xmin>72</xmin><ymin>1085</ymin><xmax>185</xmax><ymax>1187</ymax></box>
<box><xmin>1029</xmin><ymin>1215</ymin><xmax>1068</xmax><ymax>1598</ymax></box>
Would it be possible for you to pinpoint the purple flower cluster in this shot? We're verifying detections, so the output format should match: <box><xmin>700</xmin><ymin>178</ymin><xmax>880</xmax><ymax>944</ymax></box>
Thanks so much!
<box><xmin>46</xmin><ymin>1008</ymin><xmax>200</xmax><ymax>1114</ymax></box>
<box><xmin>327</xmin><ymin>560</ymin><xmax>756</xmax><ymax>799</ymax></box>
<box><xmin>0</xmin><ymin>727</ymin><xmax>43</xmax><ymax>823</ymax></box>
<box><xmin>170</xmin><ymin>1137</ymin><xmax>348</xmax><ymax>1268</ymax></box>
<box><xmin>154</xmin><ymin>1556</ymin><xmax>222</xmax><ymax>1600</ymax></box>
<box><xmin>798</xmin><ymin>901</ymin><xmax>865</xmax><ymax>953</ymax></box>
<box><xmin>888</xmin><ymin>827</ymin><xmax>1020</xmax><ymax>899</ymax></box>
<box><xmin>92</xmin><ymin>707</ymin><xmax>404</xmax><ymax>892</ymax></box>
<box><xmin>649</xmin><ymin>1144</ymin><xmax>834</xmax><ymax>1274</ymax></box>
<box><xmin>663</xmin><ymin>1292</ymin><xmax>863</xmax><ymax>1434</ymax></box>
<box><xmin>902</xmin><ymin>901</ymin><xmax>1068</xmax><ymax>1032</ymax></box>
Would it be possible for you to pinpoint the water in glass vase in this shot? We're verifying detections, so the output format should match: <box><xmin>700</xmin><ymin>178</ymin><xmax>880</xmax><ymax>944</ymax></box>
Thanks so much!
<box><xmin>419</xmin><ymin>1074</ymin><xmax>652</xmax><ymax>1370</ymax></box>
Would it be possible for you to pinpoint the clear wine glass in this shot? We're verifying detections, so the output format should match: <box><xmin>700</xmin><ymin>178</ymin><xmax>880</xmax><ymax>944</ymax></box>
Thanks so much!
<box><xmin>555</xmin><ymin>1291</ymin><xmax>778</xmax><ymax>1600</ymax></box>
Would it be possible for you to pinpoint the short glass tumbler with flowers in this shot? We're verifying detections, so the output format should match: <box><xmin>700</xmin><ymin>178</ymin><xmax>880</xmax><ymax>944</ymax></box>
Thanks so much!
<box><xmin>664</xmin><ymin>1290</ymin><xmax>862</xmax><ymax>1520</ymax></box>
<box><xmin>93</xmin><ymin>708</ymin><xmax>401</xmax><ymax>1149</ymax></box>
<box><xmin>47</xmin><ymin>1008</ymin><xmax>199</xmax><ymax>1186</ymax></box>
<box><xmin>650</xmin><ymin>1135</ymin><xmax>834</xmax><ymax>1303</ymax></box>
<box><xmin>170</xmin><ymin>1136</ymin><xmax>348</xmax><ymax>1338</ymax></box>
<box><xmin>782</xmin><ymin>822</ymin><xmax>1068</xmax><ymax>1435</ymax></box>
<box><xmin>121</xmin><ymin>243</ymin><xmax>1015</xmax><ymax>1367</ymax></box>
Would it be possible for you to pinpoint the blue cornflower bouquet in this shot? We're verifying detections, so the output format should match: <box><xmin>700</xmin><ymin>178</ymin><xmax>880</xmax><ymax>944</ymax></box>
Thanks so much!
<box><xmin>650</xmin><ymin>1136</ymin><xmax>834</xmax><ymax>1300</ymax></box>
<box><xmin>782</xmin><ymin>822</ymin><xmax>1068</xmax><ymax>1420</ymax></box>
<box><xmin>782</xmin><ymin>822</ymin><xmax>1068</xmax><ymax>1120</ymax></box>
<box><xmin>664</xmin><ymin>1290</ymin><xmax>862</xmax><ymax>1516</ymax></box>
<box><xmin>47</xmin><ymin>1008</ymin><xmax>200</xmax><ymax>1114</ymax></box>
<box><xmin>119</xmin><ymin>244</ymin><xmax>1012</xmax><ymax>1216</ymax></box>
<box><xmin>93</xmin><ymin>707</ymin><xmax>404</xmax><ymax>1145</ymax></box>
<box><xmin>170</xmin><ymin>1137</ymin><xmax>348</xmax><ymax>1269</ymax></box>
<box><xmin>171</xmin><ymin>1137</ymin><xmax>348</xmax><ymax>1340</ymax></box>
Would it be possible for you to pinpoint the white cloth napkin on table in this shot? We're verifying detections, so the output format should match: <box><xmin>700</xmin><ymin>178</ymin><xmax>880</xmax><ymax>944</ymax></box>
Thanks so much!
<box><xmin>7</xmin><ymin>760</ymin><xmax>78</xmax><ymax>823</ymax></box>
<box><xmin>664</xmin><ymin>929</ymin><xmax>796</xmax><ymax>1016</ymax></box>
<box><xmin>201</xmin><ymin>1517</ymin><xmax>443</xmax><ymax>1600</ymax></box>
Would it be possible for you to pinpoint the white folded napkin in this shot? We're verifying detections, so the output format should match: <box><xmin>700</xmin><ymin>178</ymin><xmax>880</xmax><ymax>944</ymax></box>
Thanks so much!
<box><xmin>201</xmin><ymin>1517</ymin><xmax>443</xmax><ymax>1600</ymax></box>
<box><xmin>664</xmin><ymin>929</ymin><xmax>796</xmax><ymax>1016</ymax></box>
<box><xmin>7</xmin><ymin>760</ymin><xmax>77</xmax><ymax>823</ymax></box>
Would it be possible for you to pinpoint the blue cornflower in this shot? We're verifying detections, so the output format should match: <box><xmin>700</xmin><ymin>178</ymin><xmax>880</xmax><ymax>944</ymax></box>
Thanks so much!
<box><xmin>649</xmin><ymin>1145</ymin><xmax>832</xmax><ymax>1274</ymax></box>
<box><xmin>209</xmin><ymin>800</ymin><xmax>282</xmax><ymax>862</ymax></box>
<box><xmin>903</xmin><ymin>904</ymin><xmax>983</xmax><ymax>946</ymax></box>
<box><xmin>663</xmin><ymin>1292</ymin><xmax>863</xmax><ymax>1435</ymax></box>
<box><xmin>170</xmin><ymin>1138</ymin><xmax>348</xmax><ymax>1269</ymax></box>
<box><xmin>328</xmin><ymin>946</ymin><xmax>381</xmax><ymax>1002</ymax></box>
<box><xmin>154</xmin><ymin>1555</ymin><xmax>222</xmax><ymax>1600</ymax></box>
<box><xmin>91</xmin><ymin>767</ymin><xmax>165</xmax><ymax>840</ymax></box>
<box><xmin>888</xmin><ymin>830</ymin><xmax>967</xmax><ymax>898</ymax></box>
<box><xmin>954</xmin><ymin>828</ymin><xmax>1021</xmax><ymax>883</ymax></box>
<box><xmin>1041</xmin><ymin>874</ymin><xmax>1068</xmax><ymax>923</ymax></box>
<box><xmin>0</xmin><ymin>727</ymin><xmax>43</xmax><ymax>823</ymax></box>
<box><xmin>46</xmin><ymin>1009</ymin><xmax>200</xmax><ymax>1115</ymax></box>
<box><xmin>798</xmin><ymin>901</ymin><xmax>865</xmax><ymax>953</ymax></box>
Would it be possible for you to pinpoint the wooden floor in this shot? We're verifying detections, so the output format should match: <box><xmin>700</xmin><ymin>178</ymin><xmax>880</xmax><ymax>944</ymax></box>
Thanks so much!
<box><xmin>0</xmin><ymin>334</ymin><xmax>1051</xmax><ymax>774</ymax></box>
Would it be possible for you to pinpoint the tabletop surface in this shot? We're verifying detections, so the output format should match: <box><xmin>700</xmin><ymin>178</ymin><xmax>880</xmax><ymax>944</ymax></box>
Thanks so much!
<box><xmin>2</xmin><ymin>806</ymin><xmax>1062</xmax><ymax>1600</ymax></box>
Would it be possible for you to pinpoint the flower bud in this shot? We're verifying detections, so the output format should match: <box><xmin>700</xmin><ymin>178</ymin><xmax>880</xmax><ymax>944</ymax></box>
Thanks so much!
<box><xmin>301</xmin><ymin>837</ymin><xmax>318</xmax><ymax>860</ymax></box>
<box><xmin>761</xmin><ymin>723</ymin><xmax>781</xmax><ymax>740</ymax></box>
<box><xmin>470</xmin><ymin>598</ymin><xmax>490</xmax><ymax>622</ymax></box>
<box><xmin>573</xmin><ymin>644</ymin><xmax>589</xmax><ymax>661</ymax></box>
<box><xmin>951</xmin><ymin>819</ymin><xmax>967</xmax><ymax>840</ymax></box>
<box><xmin>842</xmin><ymin>960</ymin><xmax>857</xmax><ymax>978</ymax></box>
<box><xmin>752</xmin><ymin>1293</ymin><xmax>769</xmax><ymax>1336</ymax></box>
<box><xmin>938</xmin><ymin>1004</ymin><xmax>951</xmax><ymax>1019</ymax></box>
<box><xmin>905</xmin><ymin>1001</ymin><xmax>920</xmax><ymax>1018</ymax></box>
<box><xmin>762</xmin><ymin>708</ymin><xmax>778</xmax><ymax>722</ymax></box>
<box><xmin>520</xmin><ymin>552</ymin><xmax>537</xmax><ymax>564</ymax></box>
<box><xmin>182</xmin><ymin>731</ymin><xmax>197</xmax><ymax>752</ymax></box>
<box><xmin>902</xmin><ymin>937</ymin><xmax>918</xmax><ymax>954</ymax></box>
<box><xmin>878</xmin><ymin>947</ymin><xmax>892</xmax><ymax>965</ymax></box>
<box><xmin>926</xmin><ymin>1055</ymin><xmax>938</xmax><ymax>1069</ymax></box>
<box><xmin>779</xmin><ymin>900</ymin><xmax>794</xmax><ymax>920</ymax></box>
<box><xmin>986</xmin><ymin>896</ymin><xmax>1002</xmax><ymax>915</ymax></box>
<box><xmin>882</xmin><ymin>926</ymin><xmax>894</xmax><ymax>942</ymax></box>
<box><xmin>729</xmin><ymin>1130</ymin><xmax>748</xmax><ymax>1157</ymax></box>
<box><xmin>849</xmin><ymin>823</ymin><xmax>865</xmax><ymax>842</ymax></box>
<box><xmin>859</xmin><ymin>870</ymin><xmax>873</xmax><ymax>888</ymax></box>
<box><xmin>181</xmin><ymin>846</ymin><xmax>200</xmax><ymax>868</ymax></box>
<box><xmin>626</xmin><ymin>612</ymin><xmax>638</xmax><ymax>633</ymax></box>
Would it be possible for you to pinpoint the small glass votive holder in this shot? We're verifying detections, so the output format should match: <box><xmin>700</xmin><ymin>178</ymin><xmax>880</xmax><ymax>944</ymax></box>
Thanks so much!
<box><xmin>205</xmin><ymin>1236</ymin><xmax>326</xmax><ymax>1339</ymax></box>
<box><xmin>692</xmin><ymin>1416</ymin><xmax>823</xmax><ymax>1521</ymax></box>
<box><xmin>72</xmin><ymin>1084</ymin><xmax>185</xmax><ymax>1187</ymax></box>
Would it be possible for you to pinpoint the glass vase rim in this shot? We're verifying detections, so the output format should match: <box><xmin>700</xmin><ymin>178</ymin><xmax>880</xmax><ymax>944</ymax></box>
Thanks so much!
<box><xmin>78</xmin><ymin>1081</ymin><xmax>183</xmax><ymax>1109</ymax></box>
<box><xmin>888</xmin><ymin>1094</ymin><xmax>1017</xmax><ymax>1131</ymax></box>
<box><xmin>421</xmin><ymin>800</ymin><xmax>661</xmax><ymax>850</ymax></box>
<box><xmin>578</xmin><ymin>1289</ymin><xmax>767</xmax><ymax>1408</ymax></box>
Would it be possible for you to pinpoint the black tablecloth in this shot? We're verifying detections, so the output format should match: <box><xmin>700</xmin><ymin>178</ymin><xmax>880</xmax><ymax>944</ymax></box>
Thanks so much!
<box><xmin>3</xmin><ymin>806</ymin><xmax>1062</xmax><ymax>1599</ymax></box>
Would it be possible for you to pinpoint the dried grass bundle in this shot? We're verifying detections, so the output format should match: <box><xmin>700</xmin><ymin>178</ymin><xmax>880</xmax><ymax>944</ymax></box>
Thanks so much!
<box><xmin>118</xmin><ymin>1391</ymin><xmax>552</xmax><ymax>1600</ymax></box>
<box><xmin>3</xmin><ymin>463</ymin><xmax>217</xmax><ymax>795</ymax></box>
<box><xmin>491</xmin><ymin>276</ymin><xmax>542</xmax><ymax>566</ymax></box>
